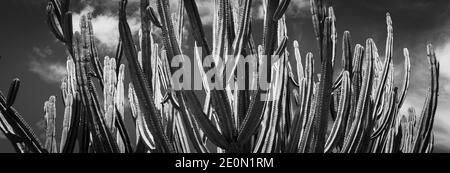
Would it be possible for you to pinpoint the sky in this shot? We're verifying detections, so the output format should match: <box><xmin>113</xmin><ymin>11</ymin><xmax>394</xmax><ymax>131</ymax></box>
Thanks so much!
<box><xmin>0</xmin><ymin>0</ymin><xmax>449</xmax><ymax>153</ymax></box>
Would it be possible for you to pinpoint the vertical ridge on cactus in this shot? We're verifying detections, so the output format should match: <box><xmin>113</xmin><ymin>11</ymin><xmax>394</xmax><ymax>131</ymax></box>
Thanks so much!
<box><xmin>0</xmin><ymin>0</ymin><xmax>442</xmax><ymax>153</ymax></box>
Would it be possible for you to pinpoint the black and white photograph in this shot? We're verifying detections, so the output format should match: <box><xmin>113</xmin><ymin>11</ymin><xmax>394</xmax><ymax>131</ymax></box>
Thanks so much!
<box><xmin>0</xmin><ymin>0</ymin><xmax>448</xmax><ymax>168</ymax></box>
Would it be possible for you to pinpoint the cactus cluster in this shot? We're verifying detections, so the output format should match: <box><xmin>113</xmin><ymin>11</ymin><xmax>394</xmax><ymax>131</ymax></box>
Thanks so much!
<box><xmin>0</xmin><ymin>0</ymin><xmax>440</xmax><ymax>153</ymax></box>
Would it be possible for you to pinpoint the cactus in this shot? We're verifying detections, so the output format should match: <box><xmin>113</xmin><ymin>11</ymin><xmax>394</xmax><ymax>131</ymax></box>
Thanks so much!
<box><xmin>0</xmin><ymin>0</ymin><xmax>442</xmax><ymax>153</ymax></box>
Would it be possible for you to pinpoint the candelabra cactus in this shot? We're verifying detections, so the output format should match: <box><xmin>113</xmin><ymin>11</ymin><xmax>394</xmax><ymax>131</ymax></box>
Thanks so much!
<box><xmin>0</xmin><ymin>0</ymin><xmax>441</xmax><ymax>153</ymax></box>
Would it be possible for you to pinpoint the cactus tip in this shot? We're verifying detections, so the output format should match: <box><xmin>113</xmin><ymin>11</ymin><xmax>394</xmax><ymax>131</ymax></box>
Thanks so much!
<box><xmin>403</xmin><ymin>48</ymin><xmax>409</xmax><ymax>57</ymax></box>
<box><xmin>386</xmin><ymin>13</ymin><xmax>392</xmax><ymax>25</ymax></box>
<box><xmin>49</xmin><ymin>96</ymin><xmax>56</xmax><ymax>102</ymax></box>
<box><xmin>427</xmin><ymin>44</ymin><xmax>434</xmax><ymax>55</ymax></box>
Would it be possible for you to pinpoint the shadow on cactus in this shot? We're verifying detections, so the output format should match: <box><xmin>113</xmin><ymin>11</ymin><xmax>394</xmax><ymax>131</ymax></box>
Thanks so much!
<box><xmin>0</xmin><ymin>0</ymin><xmax>440</xmax><ymax>153</ymax></box>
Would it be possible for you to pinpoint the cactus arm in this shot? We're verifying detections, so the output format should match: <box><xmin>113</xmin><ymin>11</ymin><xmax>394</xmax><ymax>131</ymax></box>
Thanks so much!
<box><xmin>176</xmin><ymin>108</ymin><xmax>210</xmax><ymax>153</ymax></box>
<box><xmin>73</xmin><ymin>31</ymin><xmax>111</xmax><ymax>153</ymax></box>
<box><xmin>344</xmin><ymin>45</ymin><xmax>364</xmax><ymax>136</ymax></box>
<box><xmin>49</xmin><ymin>0</ymin><xmax>63</xmax><ymax>20</ymax></box>
<box><xmin>179</xmin><ymin>92</ymin><xmax>229</xmax><ymax>149</ymax></box>
<box><xmin>114</xmin><ymin>109</ymin><xmax>133</xmax><ymax>153</ymax></box>
<box><xmin>236</xmin><ymin>45</ymin><xmax>265</xmax><ymax>146</ymax></box>
<box><xmin>103</xmin><ymin>57</ymin><xmax>116</xmax><ymax>132</ymax></box>
<box><xmin>182</xmin><ymin>102</ymin><xmax>212</xmax><ymax>153</ymax></box>
<box><xmin>176</xmin><ymin>0</ymin><xmax>185</xmax><ymax>45</ymax></box>
<box><xmin>225</xmin><ymin>0</ymin><xmax>236</xmax><ymax>48</ymax></box>
<box><xmin>341</xmin><ymin>39</ymin><xmax>375</xmax><ymax>153</ymax></box>
<box><xmin>128</xmin><ymin>84</ymin><xmax>155</xmax><ymax>152</ymax></box>
<box><xmin>278</xmin><ymin>58</ymin><xmax>292</xmax><ymax>152</ymax></box>
<box><xmin>226</xmin><ymin>0</ymin><xmax>252</xmax><ymax>84</ymax></box>
<box><xmin>397</xmin><ymin>48</ymin><xmax>411</xmax><ymax>110</ymax></box>
<box><xmin>209</xmin><ymin>89</ymin><xmax>234</xmax><ymax>143</ymax></box>
<box><xmin>47</xmin><ymin>0</ymin><xmax>74</xmax><ymax>56</ymax></box>
<box><xmin>119</xmin><ymin>0</ymin><xmax>174</xmax><ymax>153</ymax></box>
<box><xmin>262</xmin><ymin>56</ymin><xmax>287</xmax><ymax>153</ymax></box>
<box><xmin>301</xmin><ymin>82</ymin><xmax>319</xmax><ymax>153</ymax></box>
<box><xmin>296</xmin><ymin>54</ymin><xmax>314</xmax><ymax>152</ymax></box>
<box><xmin>324</xmin><ymin>71</ymin><xmax>350</xmax><ymax>152</ymax></box>
<box><xmin>372</xmin><ymin>13</ymin><xmax>393</xmax><ymax>121</ymax></box>
<box><xmin>342</xmin><ymin>31</ymin><xmax>353</xmax><ymax>73</ymax></box>
<box><xmin>246</xmin><ymin>23</ymin><xmax>258</xmax><ymax>56</ymax></box>
<box><xmin>61</xmin><ymin>0</ymin><xmax>70</xmax><ymax>13</ymax></box>
<box><xmin>157</xmin><ymin>0</ymin><xmax>181</xmax><ymax>60</ymax></box>
<box><xmin>160</xmin><ymin>47</ymin><xmax>225</xmax><ymax>151</ymax></box>
<box><xmin>411</xmin><ymin>45</ymin><xmax>439</xmax><ymax>153</ymax></box>
<box><xmin>46</xmin><ymin>3</ymin><xmax>66</xmax><ymax>42</ymax></box>
<box><xmin>74</xmin><ymin>86</ymin><xmax>89</xmax><ymax>153</ymax></box>
<box><xmin>114</xmin><ymin>64</ymin><xmax>127</xmax><ymax>153</ymax></box>
<box><xmin>274</xmin><ymin>37</ymin><xmax>288</xmax><ymax>56</ymax></box>
<box><xmin>86</xmin><ymin>40</ymin><xmax>121</xmax><ymax>153</ymax></box>
<box><xmin>292</xmin><ymin>53</ymin><xmax>314</xmax><ymax>152</ymax></box>
<box><xmin>114</xmin><ymin>39</ymin><xmax>124</xmax><ymax>71</ymax></box>
<box><xmin>287</xmin><ymin>62</ymin><xmax>300</xmax><ymax>87</ymax></box>
<box><xmin>184</xmin><ymin>0</ymin><xmax>210</xmax><ymax>55</ymax></box>
<box><xmin>0</xmin><ymin>91</ymin><xmax>46</xmax><ymax>153</ymax></box>
<box><xmin>262</xmin><ymin>0</ymin><xmax>279</xmax><ymax>82</ymax></box>
<box><xmin>294</xmin><ymin>40</ymin><xmax>304</xmax><ymax>82</ymax></box>
<box><xmin>173</xmin><ymin>112</ymin><xmax>191</xmax><ymax>152</ymax></box>
<box><xmin>146</xmin><ymin>7</ymin><xmax>162</xmax><ymax>28</ymax></box>
<box><xmin>85</xmin><ymin>14</ymin><xmax>104</xmax><ymax>86</ymax></box>
<box><xmin>273</xmin><ymin>0</ymin><xmax>291</xmax><ymax>21</ymax></box>
<box><xmin>0</xmin><ymin>112</ymin><xmax>27</xmax><ymax>153</ymax></box>
<box><xmin>60</xmin><ymin>92</ymin><xmax>81</xmax><ymax>153</ymax></box>
<box><xmin>76</xmin><ymin>103</ymin><xmax>89</xmax><ymax>152</ymax></box>
<box><xmin>156</xmin><ymin>0</ymin><xmax>231</xmax><ymax>147</ymax></box>
<box><xmin>44</xmin><ymin>96</ymin><xmax>58</xmax><ymax>153</ymax></box>
<box><xmin>311</xmin><ymin>0</ymin><xmax>330</xmax><ymax>62</ymax></box>
<box><xmin>62</xmin><ymin>12</ymin><xmax>74</xmax><ymax>56</ymax></box>
<box><xmin>76</xmin><ymin>41</ymin><xmax>118</xmax><ymax>153</ymax></box>
<box><xmin>140</xmin><ymin>0</ymin><xmax>153</xmax><ymax>81</ymax></box>
<box><xmin>206</xmin><ymin>0</ymin><xmax>235</xmax><ymax>143</ymax></box>
<box><xmin>310</xmin><ymin>15</ymin><xmax>333</xmax><ymax>152</ymax></box>
<box><xmin>236</xmin><ymin>48</ymin><xmax>268</xmax><ymax>146</ymax></box>
<box><xmin>1</xmin><ymin>79</ymin><xmax>47</xmax><ymax>153</ymax></box>
<box><xmin>416</xmin><ymin>44</ymin><xmax>439</xmax><ymax>152</ymax></box>
<box><xmin>6</xmin><ymin>79</ymin><xmax>20</xmax><ymax>108</ymax></box>
<box><xmin>370</xmin><ymin>89</ymin><xmax>397</xmax><ymax>140</ymax></box>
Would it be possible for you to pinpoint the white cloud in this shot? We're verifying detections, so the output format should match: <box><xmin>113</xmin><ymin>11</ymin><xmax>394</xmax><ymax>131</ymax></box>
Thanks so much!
<box><xmin>434</xmin><ymin>105</ymin><xmax>450</xmax><ymax>151</ymax></box>
<box><xmin>68</xmin><ymin>0</ymin><xmax>309</xmax><ymax>50</ymax></box>
<box><xmin>436</xmin><ymin>42</ymin><xmax>450</xmax><ymax>79</ymax></box>
<box><xmin>28</xmin><ymin>47</ymin><xmax>67</xmax><ymax>84</ymax></box>
<box><xmin>254</xmin><ymin>0</ymin><xmax>310</xmax><ymax>20</ymax></box>
<box><xmin>287</xmin><ymin>0</ymin><xmax>310</xmax><ymax>17</ymax></box>
<box><xmin>29</xmin><ymin>60</ymin><xmax>67</xmax><ymax>84</ymax></box>
<box><xmin>196</xmin><ymin>0</ymin><xmax>214</xmax><ymax>25</ymax></box>
<box><xmin>72</xmin><ymin>5</ymin><xmax>141</xmax><ymax>49</ymax></box>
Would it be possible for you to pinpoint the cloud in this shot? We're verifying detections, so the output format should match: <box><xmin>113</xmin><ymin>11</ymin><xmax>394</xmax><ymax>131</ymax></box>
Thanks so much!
<box><xmin>72</xmin><ymin>5</ymin><xmax>141</xmax><ymax>50</ymax></box>
<box><xmin>253</xmin><ymin>0</ymin><xmax>310</xmax><ymax>20</ymax></box>
<box><xmin>432</xmin><ymin>39</ymin><xmax>450</xmax><ymax>152</ymax></box>
<box><xmin>28</xmin><ymin>47</ymin><xmax>67</xmax><ymax>84</ymax></box>
<box><xmin>286</xmin><ymin>0</ymin><xmax>310</xmax><ymax>17</ymax></box>
<box><xmin>32</xmin><ymin>47</ymin><xmax>53</xmax><ymax>58</ymax></box>
<box><xmin>436</xmin><ymin>42</ymin><xmax>450</xmax><ymax>79</ymax></box>
<box><xmin>29</xmin><ymin>60</ymin><xmax>67</xmax><ymax>84</ymax></box>
<box><xmin>195</xmin><ymin>0</ymin><xmax>214</xmax><ymax>25</ymax></box>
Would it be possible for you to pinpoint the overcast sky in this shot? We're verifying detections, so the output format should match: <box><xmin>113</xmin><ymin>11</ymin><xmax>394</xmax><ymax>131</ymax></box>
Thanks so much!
<box><xmin>0</xmin><ymin>0</ymin><xmax>449</xmax><ymax>153</ymax></box>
